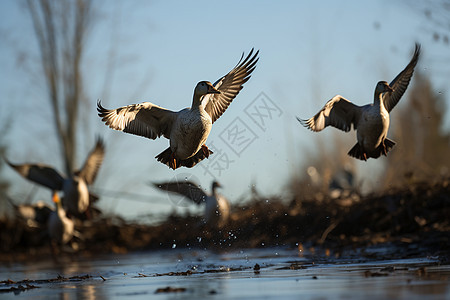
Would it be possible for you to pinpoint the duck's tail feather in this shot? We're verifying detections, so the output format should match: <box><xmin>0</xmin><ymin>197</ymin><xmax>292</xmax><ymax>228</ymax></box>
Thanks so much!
<box><xmin>380</xmin><ymin>138</ymin><xmax>396</xmax><ymax>156</ymax></box>
<box><xmin>348</xmin><ymin>138</ymin><xmax>396</xmax><ymax>160</ymax></box>
<box><xmin>155</xmin><ymin>146</ymin><xmax>213</xmax><ymax>170</ymax></box>
<box><xmin>370</xmin><ymin>138</ymin><xmax>396</xmax><ymax>158</ymax></box>
<box><xmin>180</xmin><ymin>147</ymin><xmax>213</xmax><ymax>168</ymax></box>
<box><xmin>348</xmin><ymin>143</ymin><xmax>367</xmax><ymax>161</ymax></box>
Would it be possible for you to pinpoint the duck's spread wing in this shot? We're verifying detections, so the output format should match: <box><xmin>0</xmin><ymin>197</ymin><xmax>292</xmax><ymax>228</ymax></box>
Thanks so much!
<box><xmin>6</xmin><ymin>160</ymin><xmax>64</xmax><ymax>190</ymax></box>
<box><xmin>203</xmin><ymin>48</ymin><xmax>259</xmax><ymax>123</ymax></box>
<box><xmin>153</xmin><ymin>181</ymin><xmax>207</xmax><ymax>205</ymax></box>
<box><xmin>297</xmin><ymin>95</ymin><xmax>361</xmax><ymax>132</ymax></box>
<box><xmin>76</xmin><ymin>137</ymin><xmax>105</xmax><ymax>185</ymax></box>
<box><xmin>97</xmin><ymin>100</ymin><xmax>177</xmax><ymax>140</ymax></box>
<box><xmin>384</xmin><ymin>43</ymin><xmax>421</xmax><ymax>113</ymax></box>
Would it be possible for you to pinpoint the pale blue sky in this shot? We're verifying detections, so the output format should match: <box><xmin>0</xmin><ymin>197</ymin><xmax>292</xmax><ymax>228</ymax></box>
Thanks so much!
<box><xmin>1</xmin><ymin>0</ymin><xmax>449</xmax><ymax>221</ymax></box>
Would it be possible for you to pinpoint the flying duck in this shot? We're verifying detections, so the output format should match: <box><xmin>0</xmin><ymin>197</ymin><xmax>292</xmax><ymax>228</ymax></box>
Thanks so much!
<box><xmin>298</xmin><ymin>43</ymin><xmax>421</xmax><ymax>160</ymax></box>
<box><xmin>97</xmin><ymin>49</ymin><xmax>259</xmax><ymax>169</ymax></box>
<box><xmin>6</xmin><ymin>137</ymin><xmax>105</xmax><ymax>217</ymax></box>
<box><xmin>153</xmin><ymin>180</ymin><xmax>230</xmax><ymax>228</ymax></box>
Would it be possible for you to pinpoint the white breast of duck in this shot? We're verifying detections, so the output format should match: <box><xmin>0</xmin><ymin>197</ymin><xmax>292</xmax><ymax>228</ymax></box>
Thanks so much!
<box><xmin>357</xmin><ymin>84</ymin><xmax>391</xmax><ymax>152</ymax></box>
<box><xmin>171</xmin><ymin>107</ymin><xmax>212</xmax><ymax>159</ymax></box>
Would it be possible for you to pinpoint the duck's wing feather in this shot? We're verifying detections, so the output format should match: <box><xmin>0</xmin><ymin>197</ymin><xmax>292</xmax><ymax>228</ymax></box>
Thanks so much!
<box><xmin>6</xmin><ymin>160</ymin><xmax>64</xmax><ymax>190</ymax></box>
<box><xmin>297</xmin><ymin>95</ymin><xmax>361</xmax><ymax>132</ymax></box>
<box><xmin>384</xmin><ymin>43</ymin><xmax>421</xmax><ymax>113</ymax></box>
<box><xmin>203</xmin><ymin>48</ymin><xmax>259</xmax><ymax>123</ymax></box>
<box><xmin>97</xmin><ymin>100</ymin><xmax>177</xmax><ymax>140</ymax></box>
<box><xmin>75</xmin><ymin>137</ymin><xmax>105</xmax><ymax>185</ymax></box>
<box><xmin>153</xmin><ymin>181</ymin><xmax>207</xmax><ymax>205</ymax></box>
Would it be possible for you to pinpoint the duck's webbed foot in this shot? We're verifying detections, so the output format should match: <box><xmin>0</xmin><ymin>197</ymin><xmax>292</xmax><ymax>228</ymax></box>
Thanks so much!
<box><xmin>156</xmin><ymin>147</ymin><xmax>180</xmax><ymax>170</ymax></box>
<box><xmin>169</xmin><ymin>152</ymin><xmax>178</xmax><ymax>170</ymax></box>
<box><xmin>381</xmin><ymin>143</ymin><xmax>388</xmax><ymax>156</ymax></box>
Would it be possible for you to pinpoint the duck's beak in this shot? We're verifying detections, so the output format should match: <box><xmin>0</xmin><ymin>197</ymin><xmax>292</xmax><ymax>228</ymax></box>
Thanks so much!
<box><xmin>207</xmin><ymin>84</ymin><xmax>221</xmax><ymax>94</ymax></box>
<box><xmin>52</xmin><ymin>193</ymin><xmax>59</xmax><ymax>203</ymax></box>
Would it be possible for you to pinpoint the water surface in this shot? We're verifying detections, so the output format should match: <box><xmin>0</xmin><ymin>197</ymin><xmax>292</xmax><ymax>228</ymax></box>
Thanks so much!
<box><xmin>1</xmin><ymin>248</ymin><xmax>449</xmax><ymax>299</ymax></box>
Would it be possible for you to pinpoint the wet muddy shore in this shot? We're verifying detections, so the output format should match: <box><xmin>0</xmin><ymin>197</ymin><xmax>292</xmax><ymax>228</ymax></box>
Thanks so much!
<box><xmin>1</xmin><ymin>177</ymin><xmax>448</xmax><ymax>263</ymax></box>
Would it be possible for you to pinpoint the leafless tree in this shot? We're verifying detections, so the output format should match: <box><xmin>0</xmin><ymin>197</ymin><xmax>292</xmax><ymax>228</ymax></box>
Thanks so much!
<box><xmin>26</xmin><ymin>0</ymin><xmax>93</xmax><ymax>175</ymax></box>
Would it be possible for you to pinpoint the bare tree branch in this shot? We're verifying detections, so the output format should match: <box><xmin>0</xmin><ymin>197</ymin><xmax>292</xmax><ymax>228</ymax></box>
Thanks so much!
<box><xmin>25</xmin><ymin>0</ymin><xmax>93</xmax><ymax>174</ymax></box>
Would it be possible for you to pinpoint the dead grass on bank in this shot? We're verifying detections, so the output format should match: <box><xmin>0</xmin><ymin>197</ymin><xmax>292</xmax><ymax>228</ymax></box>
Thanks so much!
<box><xmin>0</xmin><ymin>177</ymin><xmax>449</xmax><ymax>263</ymax></box>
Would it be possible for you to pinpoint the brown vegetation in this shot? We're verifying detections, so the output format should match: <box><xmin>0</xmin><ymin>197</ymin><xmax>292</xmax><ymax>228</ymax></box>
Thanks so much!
<box><xmin>0</xmin><ymin>176</ymin><xmax>448</xmax><ymax>262</ymax></box>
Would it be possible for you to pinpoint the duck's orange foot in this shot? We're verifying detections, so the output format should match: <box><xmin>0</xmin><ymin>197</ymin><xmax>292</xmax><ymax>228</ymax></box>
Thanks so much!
<box><xmin>169</xmin><ymin>153</ymin><xmax>178</xmax><ymax>170</ymax></box>
<box><xmin>155</xmin><ymin>147</ymin><xmax>181</xmax><ymax>170</ymax></box>
<box><xmin>379</xmin><ymin>140</ymin><xmax>388</xmax><ymax>156</ymax></box>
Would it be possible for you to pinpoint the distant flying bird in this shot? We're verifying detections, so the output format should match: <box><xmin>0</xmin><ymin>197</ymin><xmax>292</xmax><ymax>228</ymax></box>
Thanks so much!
<box><xmin>47</xmin><ymin>192</ymin><xmax>74</xmax><ymax>245</ymax></box>
<box><xmin>153</xmin><ymin>180</ymin><xmax>230</xmax><ymax>228</ymax></box>
<box><xmin>298</xmin><ymin>43</ymin><xmax>421</xmax><ymax>160</ymax></box>
<box><xmin>6</xmin><ymin>137</ymin><xmax>105</xmax><ymax>217</ymax></box>
<box><xmin>97</xmin><ymin>49</ymin><xmax>259</xmax><ymax>169</ymax></box>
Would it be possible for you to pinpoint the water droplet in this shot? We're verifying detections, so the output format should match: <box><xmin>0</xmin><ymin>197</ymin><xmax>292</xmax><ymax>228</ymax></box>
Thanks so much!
<box><xmin>172</xmin><ymin>243</ymin><xmax>177</xmax><ymax>249</ymax></box>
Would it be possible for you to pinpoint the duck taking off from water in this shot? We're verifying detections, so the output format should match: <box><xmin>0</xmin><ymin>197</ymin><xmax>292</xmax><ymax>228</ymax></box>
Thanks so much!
<box><xmin>153</xmin><ymin>180</ymin><xmax>230</xmax><ymax>228</ymax></box>
<box><xmin>298</xmin><ymin>43</ymin><xmax>420</xmax><ymax>161</ymax></box>
<box><xmin>6</xmin><ymin>138</ymin><xmax>105</xmax><ymax>217</ymax></box>
<box><xmin>97</xmin><ymin>49</ymin><xmax>259</xmax><ymax>169</ymax></box>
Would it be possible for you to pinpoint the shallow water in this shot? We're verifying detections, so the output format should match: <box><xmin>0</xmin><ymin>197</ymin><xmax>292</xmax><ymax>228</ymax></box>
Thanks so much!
<box><xmin>1</xmin><ymin>248</ymin><xmax>449</xmax><ymax>299</ymax></box>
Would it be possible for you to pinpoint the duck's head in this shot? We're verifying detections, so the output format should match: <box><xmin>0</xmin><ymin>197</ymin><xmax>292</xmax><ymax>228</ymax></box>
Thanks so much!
<box><xmin>195</xmin><ymin>81</ymin><xmax>221</xmax><ymax>97</ymax></box>
<box><xmin>375</xmin><ymin>81</ymin><xmax>394</xmax><ymax>95</ymax></box>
